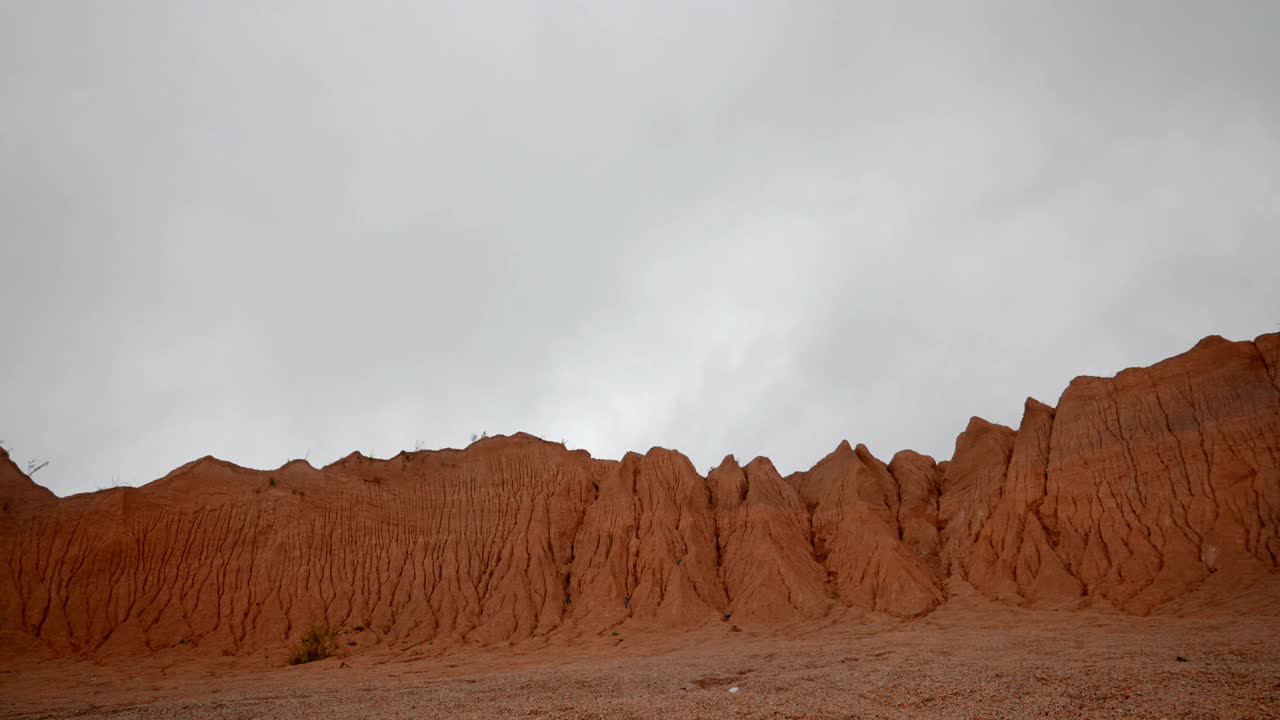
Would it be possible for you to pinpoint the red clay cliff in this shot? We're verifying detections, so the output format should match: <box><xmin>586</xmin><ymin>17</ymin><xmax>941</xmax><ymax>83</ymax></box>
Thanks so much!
<box><xmin>1</xmin><ymin>333</ymin><xmax>1277</xmax><ymax>659</ymax></box>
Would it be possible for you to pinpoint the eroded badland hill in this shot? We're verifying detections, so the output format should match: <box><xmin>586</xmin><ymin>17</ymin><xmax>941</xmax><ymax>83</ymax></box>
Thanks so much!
<box><xmin>1</xmin><ymin>333</ymin><xmax>1278</xmax><ymax>718</ymax></box>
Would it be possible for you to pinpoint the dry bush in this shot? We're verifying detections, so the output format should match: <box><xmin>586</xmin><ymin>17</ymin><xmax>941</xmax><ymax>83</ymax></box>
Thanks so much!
<box><xmin>288</xmin><ymin>623</ymin><xmax>338</xmax><ymax>665</ymax></box>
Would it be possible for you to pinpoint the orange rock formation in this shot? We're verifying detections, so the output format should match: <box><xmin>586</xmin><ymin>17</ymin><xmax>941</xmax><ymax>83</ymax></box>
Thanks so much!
<box><xmin>1</xmin><ymin>333</ymin><xmax>1277</xmax><ymax>658</ymax></box>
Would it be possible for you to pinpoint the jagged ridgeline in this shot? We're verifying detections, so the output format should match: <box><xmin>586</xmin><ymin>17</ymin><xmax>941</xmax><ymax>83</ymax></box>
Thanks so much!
<box><xmin>1</xmin><ymin>334</ymin><xmax>1277</xmax><ymax>657</ymax></box>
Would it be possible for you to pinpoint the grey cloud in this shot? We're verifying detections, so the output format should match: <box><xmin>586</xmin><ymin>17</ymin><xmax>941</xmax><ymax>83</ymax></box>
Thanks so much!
<box><xmin>2</xmin><ymin>2</ymin><xmax>1277</xmax><ymax>495</ymax></box>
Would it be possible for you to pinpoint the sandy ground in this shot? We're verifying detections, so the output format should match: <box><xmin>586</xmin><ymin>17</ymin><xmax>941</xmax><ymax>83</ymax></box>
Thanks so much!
<box><xmin>4</xmin><ymin>588</ymin><xmax>1279</xmax><ymax>720</ymax></box>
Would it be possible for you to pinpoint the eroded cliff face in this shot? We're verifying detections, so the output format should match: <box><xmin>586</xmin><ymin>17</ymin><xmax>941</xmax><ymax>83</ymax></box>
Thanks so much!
<box><xmin>1</xmin><ymin>437</ymin><xmax>603</xmax><ymax>656</ymax></box>
<box><xmin>568</xmin><ymin>448</ymin><xmax>726</xmax><ymax>631</ymax></box>
<box><xmin>1</xmin><ymin>333</ymin><xmax>1277</xmax><ymax>658</ymax></box>
<box><xmin>948</xmin><ymin>335</ymin><xmax>1280</xmax><ymax>614</ymax></box>
<box><xmin>788</xmin><ymin>442</ymin><xmax>943</xmax><ymax>618</ymax></box>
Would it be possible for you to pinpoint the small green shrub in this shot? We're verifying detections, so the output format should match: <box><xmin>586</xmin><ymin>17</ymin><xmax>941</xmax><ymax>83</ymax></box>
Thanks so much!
<box><xmin>288</xmin><ymin>623</ymin><xmax>338</xmax><ymax>665</ymax></box>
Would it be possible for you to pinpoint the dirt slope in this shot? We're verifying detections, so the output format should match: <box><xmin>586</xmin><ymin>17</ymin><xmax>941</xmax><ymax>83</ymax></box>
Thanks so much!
<box><xmin>1</xmin><ymin>333</ymin><xmax>1277</xmax><ymax>660</ymax></box>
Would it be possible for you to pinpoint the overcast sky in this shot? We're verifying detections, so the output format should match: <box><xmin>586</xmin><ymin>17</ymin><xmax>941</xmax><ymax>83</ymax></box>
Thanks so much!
<box><xmin>2</xmin><ymin>2</ymin><xmax>1278</xmax><ymax>496</ymax></box>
